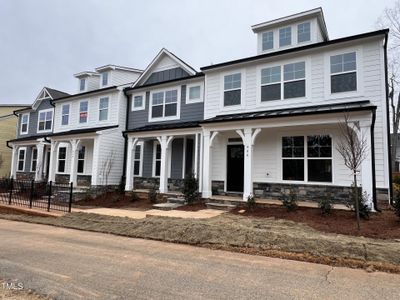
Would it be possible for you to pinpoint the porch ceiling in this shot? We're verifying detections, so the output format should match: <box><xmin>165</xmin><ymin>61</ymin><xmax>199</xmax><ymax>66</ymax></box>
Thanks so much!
<box><xmin>201</xmin><ymin>101</ymin><xmax>376</xmax><ymax>124</ymax></box>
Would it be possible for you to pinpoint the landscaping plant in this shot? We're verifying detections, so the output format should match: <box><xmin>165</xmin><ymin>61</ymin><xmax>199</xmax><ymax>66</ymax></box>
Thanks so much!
<box><xmin>246</xmin><ymin>194</ymin><xmax>257</xmax><ymax>211</ymax></box>
<box><xmin>393</xmin><ymin>184</ymin><xmax>400</xmax><ymax>219</ymax></box>
<box><xmin>148</xmin><ymin>184</ymin><xmax>158</xmax><ymax>203</ymax></box>
<box><xmin>129</xmin><ymin>192</ymin><xmax>139</xmax><ymax>202</ymax></box>
<box><xmin>281</xmin><ymin>188</ymin><xmax>298</xmax><ymax>211</ymax></box>
<box><xmin>181</xmin><ymin>172</ymin><xmax>199</xmax><ymax>204</ymax></box>
<box><xmin>347</xmin><ymin>186</ymin><xmax>371</xmax><ymax>220</ymax></box>
<box><xmin>319</xmin><ymin>193</ymin><xmax>332</xmax><ymax>215</ymax></box>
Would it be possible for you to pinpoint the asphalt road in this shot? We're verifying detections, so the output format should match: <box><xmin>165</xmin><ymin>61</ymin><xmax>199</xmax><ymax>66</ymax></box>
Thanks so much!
<box><xmin>0</xmin><ymin>219</ymin><xmax>399</xmax><ymax>300</ymax></box>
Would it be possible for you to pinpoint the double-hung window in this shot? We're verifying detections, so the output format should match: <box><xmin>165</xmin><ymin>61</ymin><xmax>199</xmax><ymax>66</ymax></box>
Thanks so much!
<box><xmin>151</xmin><ymin>89</ymin><xmax>178</xmax><ymax>119</ymax></box>
<box><xmin>31</xmin><ymin>148</ymin><xmax>37</xmax><ymax>172</ymax></box>
<box><xmin>101</xmin><ymin>72</ymin><xmax>109</xmax><ymax>86</ymax></box>
<box><xmin>79</xmin><ymin>78</ymin><xmax>86</xmax><ymax>91</ymax></box>
<box><xmin>77</xmin><ymin>146</ymin><xmax>85</xmax><ymax>173</ymax></box>
<box><xmin>132</xmin><ymin>94</ymin><xmax>145</xmax><ymax>110</ymax></box>
<box><xmin>79</xmin><ymin>101</ymin><xmax>88</xmax><ymax>123</ymax></box>
<box><xmin>99</xmin><ymin>97</ymin><xmax>109</xmax><ymax>121</ymax></box>
<box><xmin>283</xmin><ymin>62</ymin><xmax>306</xmax><ymax>99</ymax></box>
<box><xmin>38</xmin><ymin>110</ymin><xmax>53</xmax><ymax>132</ymax></box>
<box><xmin>282</xmin><ymin>135</ymin><xmax>332</xmax><ymax>183</ymax></box>
<box><xmin>297</xmin><ymin>22</ymin><xmax>310</xmax><ymax>43</ymax></box>
<box><xmin>58</xmin><ymin>147</ymin><xmax>66</xmax><ymax>173</ymax></box>
<box><xmin>262</xmin><ymin>31</ymin><xmax>274</xmax><ymax>51</ymax></box>
<box><xmin>61</xmin><ymin>104</ymin><xmax>70</xmax><ymax>126</ymax></box>
<box><xmin>330</xmin><ymin>52</ymin><xmax>357</xmax><ymax>93</ymax></box>
<box><xmin>223</xmin><ymin>73</ymin><xmax>241</xmax><ymax>106</ymax></box>
<box><xmin>17</xmin><ymin>148</ymin><xmax>26</xmax><ymax>172</ymax></box>
<box><xmin>21</xmin><ymin>113</ymin><xmax>29</xmax><ymax>134</ymax></box>
<box><xmin>153</xmin><ymin>142</ymin><xmax>161</xmax><ymax>177</ymax></box>
<box><xmin>261</xmin><ymin>66</ymin><xmax>281</xmax><ymax>101</ymax></box>
<box><xmin>279</xmin><ymin>27</ymin><xmax>291</xmax><ymax>47</ymax></box>
<box><xmin>133</xmin><ymin>144</ymin><xmax>143</xmax><ymax>176</ymax></box>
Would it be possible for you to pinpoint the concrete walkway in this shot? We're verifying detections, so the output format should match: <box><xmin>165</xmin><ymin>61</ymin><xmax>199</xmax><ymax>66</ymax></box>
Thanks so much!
<box><xmin>73</xmin><ymin>207</ymin><xmax>225</xmax><ymax>219</ymax></box>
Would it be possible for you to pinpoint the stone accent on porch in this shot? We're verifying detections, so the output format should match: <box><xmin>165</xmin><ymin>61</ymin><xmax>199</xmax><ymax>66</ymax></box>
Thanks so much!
<box><xmin>55</xmin><ymin>174</ymin><xmax>70</xmax><ymax>184</ymax></box>
<box><xmin>133</xmin><ymin>177</ymin><xmax>184</xmax><ymax>192</ymax></box>
<box><xmin>211</xmin><ymin>180</ymin><xmax>225</xmax><ymax>195</ymax></box>
<box><xmin>15</xmin><ymin>172</ymin><xmax>35</xmax><ymax>181</ymax></box>
<box><xmin>77</xmin><ymin>175</ymin><xmax>92</xmax><ymax>187</ymax></box>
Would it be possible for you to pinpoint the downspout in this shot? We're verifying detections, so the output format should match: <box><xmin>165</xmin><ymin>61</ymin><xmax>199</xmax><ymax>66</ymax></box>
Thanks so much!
<box><xmin>6</xmin><ymin>141</ymin><xmax>12</xmax><ymax>149</ymax></box>
<box><xmin>371</xmin><ymin>108</ymin><xmax>379</xmax><ymax>211</ymax></box>
<box><xmin>383</xmin><ymin>32</ymin><xmax>393</xmax><ymax>205</ymax></box>
<box><xmin>122</xmin><ymin>88</ymin><xmax>130</xmax><ymax>182</ymax></box>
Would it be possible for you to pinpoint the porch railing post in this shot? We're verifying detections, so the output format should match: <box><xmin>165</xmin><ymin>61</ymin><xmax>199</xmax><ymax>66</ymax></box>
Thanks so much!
<box><xmin>29</xmin><ymin>180</ymin><xmax>34</xmax><ymax>209</ymax></box>
<box><xmin>47</xmin><ymin>181</ymin><xmax>52</xmax><ymax>212</ymax></box>
<box><xmin>8</xmin><ymin>178</ymin><xmax>13</xmax><ymax>205</ymax></box>
<box><xmin>68</xmin><ymin>182</ymin><xmax>73</xmax><ymax>213</ymax></box>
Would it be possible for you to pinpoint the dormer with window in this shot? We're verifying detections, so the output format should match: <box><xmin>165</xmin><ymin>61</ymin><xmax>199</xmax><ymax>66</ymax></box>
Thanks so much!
<box><xmin>74</xmin><ymin>72</ymin><xmax>100</xmax><ymax>92</ymax></box>
<box><xmin>252</xmin><ymin>8</ymin><xmax>329</xmax><ymax>54</ymax></box>
<box><xmin>95</xmin><ymin>65</ymin><xmax>142</xmax><ymax>87</ymax></box>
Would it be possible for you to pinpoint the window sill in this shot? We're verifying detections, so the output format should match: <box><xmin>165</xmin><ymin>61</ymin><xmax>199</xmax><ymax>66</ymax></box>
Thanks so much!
<box><xmin>132</xmin><ymin>107</ymin><xmax>145</xmax><ymax>111</ymax></box>
<box><xmin>148</xmin><ymin>116</ymin><xmax>179</xmax><ymax>123</ymax></box>
<box><xmin>186</xmin><ymin>98</ymin><xmax>203</xmax><ymax>104</ymax></box>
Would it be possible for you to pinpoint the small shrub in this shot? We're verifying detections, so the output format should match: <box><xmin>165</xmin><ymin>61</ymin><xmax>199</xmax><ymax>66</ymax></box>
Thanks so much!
<box><xmin>181</xmin><ymin>173</ymin><xmax>199</xmax><ymax>204</ymax></box>
<box><xmin>281</xmin><ymin>188</ymin><xmax>298</xmax><ymax>211</ymax></box>
<box><xmin>246</xmin><ymin>194</ymin><xmax>257</xmax><ymax>211</ymax></box>
<box><xmin>118</xmin><ymin>177</ymin><xmax>126</xmax><ymax>194</ymax></box>
<box><xmin>129</xmin><ymin>192</ymin><xmax>139</xmax><ymax>202</ymax></box>
<box><xmin>393</xmin><ymin>174</ymin><xmax>400</xmax><ymax>185</ymax></box>
<box><xmin>347</xmin><ymin>186</ymin><xmax>371</xmax><ymax>220</ymax></box>
<box><xmin>319</xmin><ymin>193</ymin><xmax>332</xmax><ymax>215</ymax></box>
<box><xmin>148</xmin><ymin>184</ymin><xmax>158</xmax><ymax>204</ymax></box>
<box><xmin>393</xmin><ymin>184</ymin><xmax>400</xmax><ymax>219</ymax></box>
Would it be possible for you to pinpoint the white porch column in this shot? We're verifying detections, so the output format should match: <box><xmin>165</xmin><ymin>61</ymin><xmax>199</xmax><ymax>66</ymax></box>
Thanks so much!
<box><xmin>360</xmin><ymin>125</ymin><xmax>374</xmax><ymax>210</ymax></box>
<box><xmin>69</xmin><ymin>139</ymin><xmax>80</xmax><ymax>186</ymax></box>
<box><xmin>10</xmin><ymin>145</ymin><xmax>17</xmax><ymax>179</ymax></box>
<box><xmin>125</xmin><ymin>137</ymin><xmax>138</xmax><ymax>191</ymax></box>
<box><xmin>48</xmin><ymin>141</ymin><xmax>58</xmax><ymax>182</ymax></box>
<box><xmin>158</xmin><ymin>135</ymin><xmax>173</xmax><ymax>193</ymax></box>
<box><xmin>91</xmin><ymin>136</ymin><xmax>100</xmax><ymax>186</ymax></box>
<box><xmin>35</xmin><ymin>143</ymin><xmax>45</xmax><ymax>181</ymax></box>
<box><xmin>202</xmin><ymin>130</ymin><xmax>218</xmax><ymax>198</ymax></box>
<box><xmin>237</xmin><ymin>128</ymin><xmax>261</xmax><ymax>201</ymax></box>
<box><xmin>194</xmin><ymin>133</ymin><xmax>199</xmax><ymax>179</ymax></box>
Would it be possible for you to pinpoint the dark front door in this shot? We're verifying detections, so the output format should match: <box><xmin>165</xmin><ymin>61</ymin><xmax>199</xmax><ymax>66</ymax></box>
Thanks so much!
<box><xmin>226</xmin><ymin>144</ymin><xmax>244</xmax><ymax>192</ymax></box>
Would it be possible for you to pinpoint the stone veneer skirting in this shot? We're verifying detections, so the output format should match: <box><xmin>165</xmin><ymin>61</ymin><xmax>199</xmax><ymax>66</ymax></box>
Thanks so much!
<box><xmin>15</xmin><ymin>172</ymin><xmax>35</xmax><ymax>181</ymax></box>
<box><xmin>55</xmin><ymin>174</ymin><xmax>92</xmax><ymax>187</ymax></box>
<box><xmin>133</xmin><ymin>177</ymin><xmax>184</xmax><ymax>192</ymax></box>
<box><xmin>55</xmin><ymin>174</ymin><xmax>70</xmax><ymax>184</ymax></box>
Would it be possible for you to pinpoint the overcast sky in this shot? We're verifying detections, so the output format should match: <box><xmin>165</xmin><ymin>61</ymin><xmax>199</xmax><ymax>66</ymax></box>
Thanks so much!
<box><xmin>0</xmin><ymin>0</ymin><xmax>396</xmax><ymax>104</ymax></box>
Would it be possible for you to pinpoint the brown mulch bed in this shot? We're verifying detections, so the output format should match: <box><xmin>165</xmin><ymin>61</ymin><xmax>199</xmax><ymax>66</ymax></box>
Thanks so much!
<box><xmin>231</xmin><ymin>205</ymin><xmax>400</xmax><ymax>240</ymax></box>
<box><xmin>73</xmin><ymin>192</ymin><xmax>154</xmax><ymax>210</ymax></box>
<box><xmin>175</xmin><ymin>200</ymin><xmax>207</xmax><ymax>211</ymax></box>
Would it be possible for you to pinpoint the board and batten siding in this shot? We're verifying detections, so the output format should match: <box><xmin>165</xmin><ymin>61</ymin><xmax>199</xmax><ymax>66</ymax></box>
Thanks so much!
<box><xmin>17</xmin><ymin>99</ymin><xmax>53</xmax><ymax>139</ymax></box>
<box><xmin>204</xmin><ymin>38</ymin><xmax>388</xmax><ymax>189</ymax></box>
<box><xmin>128</xmin><ymin>83</ymin><xmax>204</xmax><ymax>129</ymax></box>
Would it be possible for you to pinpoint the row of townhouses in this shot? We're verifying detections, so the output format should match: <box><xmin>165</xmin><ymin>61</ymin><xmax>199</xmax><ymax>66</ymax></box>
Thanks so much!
<box><xmin>7</xmin><ymin>8</ymin><xmax>392</xmax><ymax>210</ymax></box>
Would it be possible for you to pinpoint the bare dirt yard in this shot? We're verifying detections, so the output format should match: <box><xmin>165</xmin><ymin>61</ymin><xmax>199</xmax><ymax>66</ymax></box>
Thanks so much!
<box><xmin>0</xmin><ymin>280</ymin><xmax>47</xmax><ymax>300</ymax></box>
<box><xmin>1</xmin><ymin>206</ymin><xmax>400</xmax><ymax>274</ymax></box>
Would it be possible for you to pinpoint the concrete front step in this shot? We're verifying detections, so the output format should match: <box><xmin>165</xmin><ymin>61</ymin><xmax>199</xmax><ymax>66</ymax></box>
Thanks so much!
<box><xmin>205</xmin><ymin>202</ymin><xmax>237</xmax><ymax>211</ymax></box>
<box><xmin>167</xmin><ymin>197</ymin><xmax>187</xmax><ymax>205</ymax></box>
<box><xmin>152</xmin><ymin>202</ymin><xmax>183</xmax><ymax>210</ymax></box>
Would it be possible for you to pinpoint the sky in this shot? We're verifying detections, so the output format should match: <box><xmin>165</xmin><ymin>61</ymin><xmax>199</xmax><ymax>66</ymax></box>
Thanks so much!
<box><xmin>0</xmin><ymin>0</ymin><xmax>396</xmax><ymax>104</ymax></box>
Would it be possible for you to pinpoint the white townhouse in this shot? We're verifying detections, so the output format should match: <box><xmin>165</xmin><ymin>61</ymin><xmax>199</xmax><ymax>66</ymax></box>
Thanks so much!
<box><xmin>47</xmin><ymin>65</ymin><xmax>142</xmax><ymax>187</ymax></box>
<box><xmin>197</xmin><ymin>8</ymin><xmax>390</xmax><ymax>209</ymax></box>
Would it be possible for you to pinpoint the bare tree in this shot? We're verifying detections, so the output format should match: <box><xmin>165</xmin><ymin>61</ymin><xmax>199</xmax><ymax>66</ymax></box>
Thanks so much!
<box><xmin>378</xmin><ymin>1</ymin><xmax>400</xmax><ymax>170</ymax></box>
<box><xmin>336</xmin><ymin>115</ymin><xmax>368</xmax><ymax>230</ymax></box>
<box><xmin>100</xmin><ymin>151</ymin><xmax>115</xmax><ymax>186</ymax></box>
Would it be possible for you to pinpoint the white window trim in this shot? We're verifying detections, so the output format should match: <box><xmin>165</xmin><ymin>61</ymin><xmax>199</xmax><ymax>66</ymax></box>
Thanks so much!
<box><xmin>148</xmin><ymin>86</ymin><xmax>181</xmax><ymax>122</ymax></box>
<box><xmin>186</xmin><ymin>83</ymin><xmax>204</xmax><ymax>104</ymax></box>
<box><xmin>98</xmin><ymin>97</ymin><xmax>109</xmax><ymax>122</ymax></box>
<box><xmin>37</xmin><ymin>108</ymin><xmax>54</xmax><ymax>133</ymax></box>
<box><xmin>279</xmin><ymin>134</ymin><xmax>335</xmax><ymax>185</ymax></box>
<box><xmin>61</xmin><ymin>104</ymin><xmax>70</xmax><ymax>126</ymax></box>
<box><xmin>133</xmin><ymin>141</ymin><xmax>144</xmax><ymax>177</ymax></box>
<box><xmin>219</xmin><ymin>69</ymin><xmax>246</xmax><ymax>113</ymax></box>
<box><xmin>30</xmin><ymin>147</ymin><xmax>38</xmax><ymax>172</ymax></box>
<box><xmin>17</xmin><ymin>147</ymin><xmax>26</xmax><ymax>172</ymax></box>
<box><xmin>152</xmin><ymin>141</ymin><xmax>161</xmax><ymax>177</ymax></box>
<box><xmin>131</xmin><ymin>92</ymin><xmax>146</xmax><ymax>111</ymax></box>
<box><xmin>324</xmin><ymin>47</ymin><xmax>363</xmax><ymax>100</ymax></box>
<box><xmin>79</xmin><ymin>100</ymin><xmax>89</xmax><ymax>124</ymax></box>
<box><xmin>20</xmin><ymin>113</ymin><xmax>29</xmax><ymax>135</ymax></box>
<box><xmin>57</xmin><ymin>146</ymin><xmax>67</xmax><ymax>174</ymax></box>
<box><xmin>256</xmin><ymin>57</ymin><xmax>311</xmax><ymax>107</ymax></box>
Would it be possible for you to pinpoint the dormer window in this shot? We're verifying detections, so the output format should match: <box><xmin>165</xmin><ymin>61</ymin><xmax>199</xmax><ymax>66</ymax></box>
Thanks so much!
<box><xmin>20</xmin><ymin>113</ymin><xmax>29</xmax><ymax>134</ymax></box>
<box><xmin>262</xmin><ymin>31</ymin><xmax>274</xmax><ymax>51</ymax></box>
<box><xmin>79</xmin><ymin>78</ymin><xmax>86</xmax><ymax>91</ymax></box>
<box><xmin>101</xmin><ymin>72</ymin><xmax>109</xmax><ymax>86</ymax></box>
<box><xmin>37</xmin><ymin>109</ymin><xmax>53</xmax><ymax>132</ymax></box>
<box><xmin>279</xmin><ymin>27</ymin><xmax>291</xmax><ymax>47</ymax></box>
<box><xmin>297</xmin><ymin>22</ymin><xmax>310</xmax><ymax>43</ymax></box>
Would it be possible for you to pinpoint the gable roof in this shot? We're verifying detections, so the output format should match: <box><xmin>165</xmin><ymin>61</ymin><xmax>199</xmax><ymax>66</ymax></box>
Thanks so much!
<box><xmin>132</xmin><ymin>48</ymin><xmax>197</xmax><ymax>87</ymax></box>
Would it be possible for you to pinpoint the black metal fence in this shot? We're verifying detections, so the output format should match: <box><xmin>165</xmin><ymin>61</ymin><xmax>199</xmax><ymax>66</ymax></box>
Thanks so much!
<box><xmin>0</xmin><ymin>178</ymin><xmax>73</xmax><ymax>213</ymax></box>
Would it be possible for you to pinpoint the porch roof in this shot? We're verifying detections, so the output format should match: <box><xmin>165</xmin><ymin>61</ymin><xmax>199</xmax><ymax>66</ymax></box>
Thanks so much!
<box><xmin>124</xmin><ymin>121</ymin><xmax>200</xmax><ymax>133</ymax></box>
<box><xmin>7</xmin><ymin>134</ymin><xmax>51</xmax><ymax>143</ymax></box>
<box><xmin>47</xmin><ymin>125</ymin><xmax>119</xmax><ymax>138</ymax></box>
<box><xmin>201</xmin><ymin>101</ymin><xmax>376</xmax><ymax>124</ymax></box>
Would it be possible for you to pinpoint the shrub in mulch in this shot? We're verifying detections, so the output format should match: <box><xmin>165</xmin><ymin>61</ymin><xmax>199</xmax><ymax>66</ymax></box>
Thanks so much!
<box><xmin>281</xmin><ymin>188</ymin><xmax>298</xmax><ymax>211</ymax></box>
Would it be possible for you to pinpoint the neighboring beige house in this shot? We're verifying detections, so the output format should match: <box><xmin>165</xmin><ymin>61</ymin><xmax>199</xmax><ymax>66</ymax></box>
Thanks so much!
<box><xmin>0</xmin><ymin>104</ymin><xmax>29</xmax><ymax>177</ymax></box>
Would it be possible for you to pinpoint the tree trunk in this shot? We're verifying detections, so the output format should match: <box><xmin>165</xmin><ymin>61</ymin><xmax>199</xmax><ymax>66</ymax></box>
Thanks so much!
<box><xmin>391</xmin><ymin>91</ymin><xmax>400</xmax><ymax>171</ymax></box>
<box><xmin>354</xmin><ymin>174</ymin><xmax>361</xmax><ymax>231</ymax></box>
